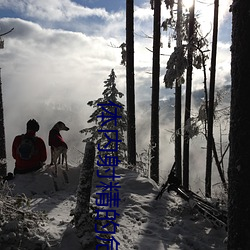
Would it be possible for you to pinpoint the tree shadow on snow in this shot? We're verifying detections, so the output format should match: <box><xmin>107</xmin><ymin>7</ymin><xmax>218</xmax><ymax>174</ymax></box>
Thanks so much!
<box><xmin>109</xmin><ymin>166</ymin><xmax>227</xmax><ymax>250</ymax></box>
<box><xmin>133</xmin><ymin>185</ymin><xmax>227</xmax><ymax>250</ymax></box>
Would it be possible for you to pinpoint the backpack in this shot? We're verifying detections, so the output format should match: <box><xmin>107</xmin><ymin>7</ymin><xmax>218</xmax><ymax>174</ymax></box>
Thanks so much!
<box><xmin>17</xmin><ymin>135</ymin><xmax>37</xmax><ymax>160</ymax></box>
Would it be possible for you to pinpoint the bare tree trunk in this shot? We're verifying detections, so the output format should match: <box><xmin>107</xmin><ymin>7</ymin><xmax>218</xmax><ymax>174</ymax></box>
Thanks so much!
<box><xmin>205</xmin><ymin>0</ymin><xmax>219</xmax><ymax>197</ymax></box>
<box><xmin>228</xmin><ymin>0</ymin><xmax>250</xmax><ymax>248</ymax></box>
<box><xmin>0</xmin><ymin>30</ymin><xmax>13</xmax><ymax>178</ymax></box>
<box><xmin>183</xmin><ymin>0</ymin><xmax>195</xmax><ymax>190</ymax></box>
<box><xmin>150</xmin><ymin>0</ymin><xmax>161</xmax><ymax>184</ymax></box>
<box><xmin>126</xmin><ymin>0</ymin><xmax>136</xmax><ymax>166</ymax></box>
<box><xmin>75</xmin><ymin>142</ymin><xmax>95</xmax><ymax>240</ymax></box>
<box><xmin>211</xmin><ymin>137</ymin><xmax>227</xmax><ymax>191</ymax></box>
<box><xmin>175</xmin><ymin>0</ymin><xmax>183</xmax><ymax>183</ymax></box>
<box><xmin>0</xmin><ymin>69</ymin><xmax>7</xmax><ymax>177</ymax></box>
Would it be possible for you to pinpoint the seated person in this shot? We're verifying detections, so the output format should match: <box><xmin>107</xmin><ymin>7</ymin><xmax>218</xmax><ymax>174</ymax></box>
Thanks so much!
<box><xmin>12</xmin><ymin>119</ymin><xmax>47</xmax><ymax>174</ymax></box>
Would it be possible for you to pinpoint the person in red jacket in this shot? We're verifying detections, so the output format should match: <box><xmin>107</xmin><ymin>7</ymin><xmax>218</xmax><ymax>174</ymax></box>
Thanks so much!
<box><xmin>12</xmin><ymin>119</ymin><xmax>47</xmax><ymax>174</ymax></box>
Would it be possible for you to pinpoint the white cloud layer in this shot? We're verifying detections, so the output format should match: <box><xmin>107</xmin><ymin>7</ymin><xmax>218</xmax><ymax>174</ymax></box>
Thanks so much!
<box><xmin>0</xmin><ymin>17</ymin><xmax>128</xmax><ymax>169</ymax></box>
<box><xmin>0</xmin><ymin>0</ymin><xmax>110</xmax><ymax>21</ymax></box>
<box><xmin>0</xmin><ymin>0</ymin><xmax>232</xmax><ymax>184</ymax></box>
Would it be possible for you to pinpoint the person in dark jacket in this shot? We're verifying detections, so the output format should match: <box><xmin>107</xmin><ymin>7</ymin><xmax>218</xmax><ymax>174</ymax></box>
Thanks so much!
<box><xmin>12</xmin><ymin>119</ymin><xmax>47</xmax><ymax>174</ymax></box>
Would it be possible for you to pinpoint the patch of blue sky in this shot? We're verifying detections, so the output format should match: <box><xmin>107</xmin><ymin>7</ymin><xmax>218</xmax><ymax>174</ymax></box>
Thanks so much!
<box><xmin>0</xmin><ymin>5</ymin><xmax>112</xmax><ymax>35</ymax></box>
<box><xmin>52</xmin><ymin>15</ymin><xmax>113</xmax><ymax>35</ymax></box>
<box><xmin>71</xmin><ymin>0</ymin><xmax>125</xmax><ymax>12</ymax></box>
<box><xmin>71</xmin><ymin>0</ymin><xmax>149</xmax><ymax>12</ymax></box>
<box><xmin>218</xmin><ymin>15</ymin><xmax>231</xmax><ymax>43</ymax></box>
<box><xmin>0</xmin><ymin>8</ymin><xmax>20</xmax><ymax>19</ymax></box>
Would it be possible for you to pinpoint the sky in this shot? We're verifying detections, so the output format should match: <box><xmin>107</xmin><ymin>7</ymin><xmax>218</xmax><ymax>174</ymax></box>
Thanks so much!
<box><xmin>0</xmin><ymin>0</ymin><xmax>232</xmax><ymax>188</ymax></box>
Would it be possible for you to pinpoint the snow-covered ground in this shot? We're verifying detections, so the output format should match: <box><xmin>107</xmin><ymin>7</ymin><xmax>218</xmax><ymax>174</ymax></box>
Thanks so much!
<box><xmin>0</xmin><ymin>164</ymin><xmax>227</xmax><ymax>250</ymax></box>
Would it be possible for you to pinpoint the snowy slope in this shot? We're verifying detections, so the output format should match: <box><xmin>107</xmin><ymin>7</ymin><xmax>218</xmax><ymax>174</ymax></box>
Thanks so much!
<box><xmin>1</xmin><ymin>165</ymin><xmax>227</xmax><ymax>250</ymax></box>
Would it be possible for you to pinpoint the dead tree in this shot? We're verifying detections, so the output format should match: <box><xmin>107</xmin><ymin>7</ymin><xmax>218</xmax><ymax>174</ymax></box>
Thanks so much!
<box><xmin>74</xmin><ymin>142</ymin><xmax>95</xmax><ymax>241</ymax></box>
<box><xmin>205</xmin><ymin>0</ymin><xmax>219</xmax><ymax>197</ymax></box>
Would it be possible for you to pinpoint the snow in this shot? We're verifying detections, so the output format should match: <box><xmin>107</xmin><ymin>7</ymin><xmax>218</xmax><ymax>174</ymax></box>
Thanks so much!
<box><xmin>1</xmin><ymin>164</ymin><xmax>227</xmax><ymax>250</ymax></box>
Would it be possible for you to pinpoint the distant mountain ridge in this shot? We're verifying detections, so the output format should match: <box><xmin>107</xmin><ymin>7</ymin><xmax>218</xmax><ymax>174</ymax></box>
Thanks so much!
<box><xmin>137</xmin><ymin>85</ymin><xmax>231</xmax><ymax>123</ymax></box>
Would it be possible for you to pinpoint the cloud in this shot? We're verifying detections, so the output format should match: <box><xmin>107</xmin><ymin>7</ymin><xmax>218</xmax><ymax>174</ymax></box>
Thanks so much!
<box><xmin>0</xmin><ymin>0</ymin><xmax>109</xmax><ymax>21</ymax></box>
<box><xmin>134</xmin><ymin>4</ymin><xmax>153</xmax><ymax>21</ymax></box>
<box><xmin>0</xmin><ymin>17</ymin><xmax>127</xmax><ymax>170</ymax></box>
<box><xmin>0</xmin><ymin>0</ymin><xmax>232</xmax><ymax>188</ymax></box>
<box><xmin>2</xmin><ymin>26</ymin><xmax>92</xmax><ymax>104</ymax></box>
<box><xmin>194</xmin><ymin>0</ymin><xmax>232</xmax><ymax>39</ymax></box>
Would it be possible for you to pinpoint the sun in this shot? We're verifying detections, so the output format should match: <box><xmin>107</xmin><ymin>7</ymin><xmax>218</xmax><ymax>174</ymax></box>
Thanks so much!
<box><xmin>183</xmin><ymin>0</ymin><xmax>194</xmax><ymax>9</ymax></box>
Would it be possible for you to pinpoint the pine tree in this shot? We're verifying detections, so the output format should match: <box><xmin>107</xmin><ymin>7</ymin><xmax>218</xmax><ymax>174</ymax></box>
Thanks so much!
<box><xmin>80</xmin><ymin>69</ymin><xmax>127</xmax><ymax>162</ymax></box>
<box><xmin>150</xmin><ymin>0</ymin><xmax>161</xmax><ymax>184</ymax></box>
<box><xmin>0</xmin><ymin>69</ymin><xmax>7</xmax><ymax>177</ymax></box>
<box><xmin>126</xmin><ymin>0</ymin><xmax>137</xmax><ymax>166</ymax></box>
<box><xmin>0</xmin><ymin>28</ymin><xmax>14</xmax><ymax>177</ymax></box>
<box><xmin>163</xmin><ymin>1</ymin><xmax>210</xmax><ymax>187</ymax></box>
<box><xmin>228</xmin><ymin>0</ymin><xmax>250</xmax><ymax>248</ymax></box>
<box><xmin>183</xmin><ymin>0</ymin><xmax>195</xmax><ymax>190</ymax></box>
